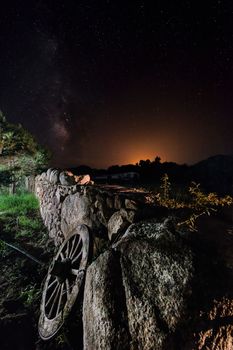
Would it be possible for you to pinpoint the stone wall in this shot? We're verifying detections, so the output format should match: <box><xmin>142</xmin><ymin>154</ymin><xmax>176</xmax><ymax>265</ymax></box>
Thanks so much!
<box><xmin>35</xmin><ymin>169</ymin><xmax>233</xmax><ymax>349</ymax></box>
<box><xmin>35</xmin><ymin>169</ymin><xmax>165</xmax><ymax>246</ymax></box>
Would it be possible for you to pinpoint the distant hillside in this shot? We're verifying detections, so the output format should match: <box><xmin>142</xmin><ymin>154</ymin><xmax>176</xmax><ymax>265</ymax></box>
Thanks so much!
<box><xmin>190</xmin><ymin>155</ymin><xmax>233</xmax><ymax>195</ymax></box>
<box><xmin>69</xmin><ymin>155</ymin><xmax>233</xmax><ymax>195</ymax></box>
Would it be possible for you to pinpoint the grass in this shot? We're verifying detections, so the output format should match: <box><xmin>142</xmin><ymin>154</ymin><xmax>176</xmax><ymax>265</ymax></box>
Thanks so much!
<box><xmin>0</xmin><ymin>191</ymin><xmax>58</xmax><ymax>348</ymax></box>
<box><xmin>0</xmin><ymin>193</ymin><xmax>39</xmax><ymax>216</ymax></box>
<box><xmin>0</xmin><ymin>192</ymin><xmax>47</xmax><ymax>241</ymax></box>
<box><xmin>0</xmin><ymin>192</ymin><xmax>53</xmax><ymax>318</ymax></box>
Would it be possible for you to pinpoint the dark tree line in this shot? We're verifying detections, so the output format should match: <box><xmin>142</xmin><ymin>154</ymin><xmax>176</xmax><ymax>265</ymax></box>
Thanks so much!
<box><xmin>71</xmin><ymin>154</ymin><xmax>233</xmax><ymax>195</ymax></box>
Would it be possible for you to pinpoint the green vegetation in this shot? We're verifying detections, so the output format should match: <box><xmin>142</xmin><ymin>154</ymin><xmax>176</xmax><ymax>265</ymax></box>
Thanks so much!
<box><xmin>148</xmin><ymin>174</ymin><xmax>233</xmax><ymax>231</ymax></box>
<box><xmin>0</xmin><ymin>190</ymin><xmax>64</xmax><ymax>348</ymax></box>
<box><xmin>0</xmin><ymin>192</ymin><xmax>53</xmax><ymax>339</ymax></box>
<box><xmin>0</xmin><ymin>114</ymin><xmax>69</xmax><ymax>347</ymax></box>
<box><xmin>0</xmin><ymin>111</ymin><xmax>40</xmax><ymax>156</ymax></box>
<box><xmin>0</xmin><ymin>193</ymin><xmax>39</xmax><ymax>215</ymax></box>
<box><xmin>20</xmin><ymin>283</ymin><xmax>41</xmax><ymax>307</ymax></box>
<box><xmin>0</xmin><ymin>113</ymin><xmax>53</xmax><ymax>345</ymax></box>
<box><xmin>0</xmin><ymin>194</ymin><xmax>45</xmax><ymax>243</ymax></box>
<box><xmin>0</xmin><ymin>111</ymin><xmax>50</xmax><ymax>194</ymax></box>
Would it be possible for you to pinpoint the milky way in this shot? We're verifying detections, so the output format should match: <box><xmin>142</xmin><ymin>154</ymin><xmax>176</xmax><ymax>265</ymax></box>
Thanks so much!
<box><xmin>0</xmin><ymin>1</ymin><xmax>233</xmax><ymax>168</ymax></box>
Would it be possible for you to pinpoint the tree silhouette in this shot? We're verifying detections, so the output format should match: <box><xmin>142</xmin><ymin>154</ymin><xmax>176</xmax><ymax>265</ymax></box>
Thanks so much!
<box><xmin>0</xmin><ymin>112</ymin><xmax>50</xmax><ymax>192</ymax></box>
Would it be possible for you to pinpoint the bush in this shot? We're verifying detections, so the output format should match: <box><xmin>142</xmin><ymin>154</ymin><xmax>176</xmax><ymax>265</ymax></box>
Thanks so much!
<box><xmin>147</xmin><ymin>174</ymin><xmax>233</xmax><ymax>231</ymax></box>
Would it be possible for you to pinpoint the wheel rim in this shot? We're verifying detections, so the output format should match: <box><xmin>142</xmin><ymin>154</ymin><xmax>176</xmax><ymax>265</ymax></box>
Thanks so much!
<box><xmin>38</xmin><ymin>224</ymin><xmax>90</xmax><ymax>340</ymax></box>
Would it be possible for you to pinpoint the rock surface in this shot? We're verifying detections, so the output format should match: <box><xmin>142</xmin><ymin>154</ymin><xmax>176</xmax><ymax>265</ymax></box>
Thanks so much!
<box><xmin>107</xmin><ymin>211</ymin><xmax>129</xmax><ymax>241</ymax></box>
<box><xmin>83</xmin><ymin>219</ymin><xmax>193</xmax><ymax>350</ymax></box>
<box><xmin>83</xmin><ymin>213</ymin><xmax>233</xmax><ymax>349</ymax></box>
<box><xmin>35</xmin><ymin>169</ymin><xmax>233</xmax><ymax>349</ymax></box>
<box><xmin>83</xmin><ymin>251</ymin><xmax>130</xmax><ymax>350</ymax></box>
<box><xmin>61</xmin><ymin>192</ymin><xmax>92</xmax><ymax>238</ymax></box>
<box><xmin>59</xmin><ymin>171</ymin><xmax>76</xmax><ymax>186</ymax></box>
<box><xmin>35</xmin><ymin>170</ymin><xmax>161</xmax><ymax>245</ymax></box>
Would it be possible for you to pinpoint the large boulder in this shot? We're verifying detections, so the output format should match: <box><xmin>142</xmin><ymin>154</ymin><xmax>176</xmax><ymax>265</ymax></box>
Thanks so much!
<box><xmin>83</xmin><ymin>219</ymin><xmax>193</xmax><ymax>350</ymax></box>
<box><xmin>60</xmin><ymin>192</ymin><xmax>93</xmax><ymax>237</ymax></box>
<box><xmin>83</xmin><ymin>251</ymin><xmax>130</xmax><ymax>350</ymax></box>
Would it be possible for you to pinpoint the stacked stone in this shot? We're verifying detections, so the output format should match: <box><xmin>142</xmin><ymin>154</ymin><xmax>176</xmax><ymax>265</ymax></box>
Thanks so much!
<box><xmin>35</xmin><ymin>169</ymin><xmax>164</xmax><ymax>245</ymax></box>
<box><xmin>35</xmin><ymin>169</ymin><xmax>233</xmax><ymax>350</ymax></box>
<box><xmin>35</xmin><ymin>169</ymin><xmax>83</xmax><ymax>245</ymax></box>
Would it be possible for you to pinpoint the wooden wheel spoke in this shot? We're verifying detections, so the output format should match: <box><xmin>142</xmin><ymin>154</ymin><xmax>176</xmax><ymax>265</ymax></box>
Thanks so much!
<box><xmin>68</xmin><ymin>235</ymin><xmax>77</xmax><ymax>258</ymax></box>
<box><xmin>72</xmin><ymin>250</ymin><xmax>82</xmax><ymax>263</ymax></box>
<box><xmin>70</xmin><ymin>236</ymin><xmax>81</xmax><ymax>260</ymax></box>
<box><xmin>45</xmin><ymin>283</ymin><xmax>59</xmax><ymax>307</ymax></box>
<box><xmin>48</xmin><ymin>285</ymin><xmax>61</xmax><ymax>319</ymax></box>
<box><xmin>56</xmin><ymin>283</ymin><xmax>64</xmax><ymax>316</ymax></box>
<box><xmin>39</xmin><ymin>227</ymin><xmax>90</xmax><ymax>340</ymax></box>
<box><xmin>47</xmin><ymin>278</ymin><xmax>57</xmax><ymax>291</ymax></box>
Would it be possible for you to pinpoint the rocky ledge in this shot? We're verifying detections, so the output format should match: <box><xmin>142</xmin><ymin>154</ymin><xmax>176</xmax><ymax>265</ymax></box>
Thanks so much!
<box><xmin>35</xmin><ymin>169</ymin><xmax>167</xmax><ymax>245</ymax></box>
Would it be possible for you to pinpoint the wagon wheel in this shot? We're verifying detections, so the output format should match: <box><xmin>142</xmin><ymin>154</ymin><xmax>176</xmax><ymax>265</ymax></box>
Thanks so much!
<box><xmin>38</xmin><ymin>224</ymin><xmax>90</xmax><ymax>340</ymax></box>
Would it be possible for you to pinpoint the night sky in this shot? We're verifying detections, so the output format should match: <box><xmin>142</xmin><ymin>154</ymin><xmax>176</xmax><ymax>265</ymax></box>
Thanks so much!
<box><xmin>0</xmin><ymin>1</ymin><xmax>233</xmax><ymax>168</ymax></box>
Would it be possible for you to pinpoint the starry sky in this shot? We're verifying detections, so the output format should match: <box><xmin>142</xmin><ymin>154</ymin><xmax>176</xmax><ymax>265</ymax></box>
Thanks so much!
<box><xmin>0</xmin><ymin>0</ymin><xmax>233</xmax><ymax>168</ymax></box>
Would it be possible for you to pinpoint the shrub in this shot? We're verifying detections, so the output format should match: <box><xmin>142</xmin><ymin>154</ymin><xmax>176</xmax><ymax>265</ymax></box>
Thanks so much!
<box><xmin>148</xmin><ymin>174</ymin><xmax>233</xmax><ymax>231</ymax></box>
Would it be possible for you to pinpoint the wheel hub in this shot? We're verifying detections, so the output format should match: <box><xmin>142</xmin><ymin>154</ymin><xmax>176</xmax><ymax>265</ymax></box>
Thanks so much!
<box><xmin>38</xmin><ymin>225</ymin><xmax>90</xmax><ymax>340</ymax></box>
<box><xmin>50</xmin><ymin>258</ymin><xmax>72</xmax><ymax>283</ymax></box>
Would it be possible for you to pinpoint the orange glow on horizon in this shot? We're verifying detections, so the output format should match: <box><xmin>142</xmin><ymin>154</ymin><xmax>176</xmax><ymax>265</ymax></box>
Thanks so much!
<box><xmin>121</xmin><ymin>145</ymin><xmax>168</xmax><ymax>165</ymax></box>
